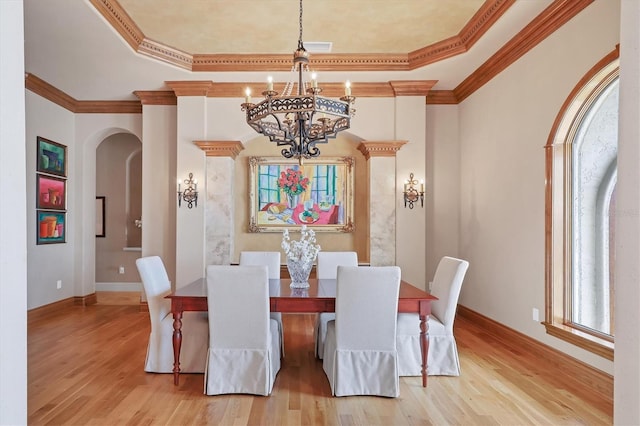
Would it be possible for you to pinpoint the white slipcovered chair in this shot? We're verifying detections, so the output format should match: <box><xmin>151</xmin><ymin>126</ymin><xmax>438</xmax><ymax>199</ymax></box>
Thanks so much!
<box><xmin>204</xmin><ymin>265</ymin><xmax>281</xmax><ymax>396</ymax></box>
<box><xmin>314</xmin><ymin>251</ymin><xmax>358</xmax><ymax>359</ymax></box>
<box><xmin>323</xmin><ymin>266</ymin><xmax>401</xmax><ymax>397</ymax></box>
<box><xmin>397</xmin><ymin>256</ymin><xmax>469</xmax><ymax>376</ymax></box>
<box><xmin>135</xmin><ymin>256</ymin><xmax>208</xmax><ymax>373</ymax></box>
<box><xmin>239</xmin><ymin>251</ymin><xmax>284</xmax><ymax>355</ymax></box>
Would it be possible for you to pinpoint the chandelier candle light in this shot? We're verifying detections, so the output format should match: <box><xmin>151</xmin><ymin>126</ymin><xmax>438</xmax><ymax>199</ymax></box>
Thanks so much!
<box><xmin>282</xmin><ymin>225</ymin><xmax>321</xmax><ymax>288</ymax></box>
<box><xmin>241</xmin><ymin>0</ymin><xmax>356</xmax><ymax>163</ymax></box>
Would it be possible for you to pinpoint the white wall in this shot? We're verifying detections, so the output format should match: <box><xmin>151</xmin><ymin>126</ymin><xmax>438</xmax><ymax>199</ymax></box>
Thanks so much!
<box><xmin>454</xmin><ymin>0</ymin><xmax>619</xmax><ymax>373</ymax></box>
<box><xmin>615</xmin><ymin>1</ymin><xmax>640</xmax><ymax>422</ymax></box>
<box><xmin>0</xmin><ymin>0</ymin><xmax>27</xmax><ymax>423</ymax></box>
<box><xmin>25</xmin><ymin>92</ymin><xmax>75</xmax><ymax>309</ymax></box>
<box><xmin>141</xmin><ymin>105</ymin><xmax>177</xmax><ymax>283</ymax></box>
<box><xmin>425</xmin><ymin>105</ymin><xmax>461</xmax><ymax>283</ymax></box>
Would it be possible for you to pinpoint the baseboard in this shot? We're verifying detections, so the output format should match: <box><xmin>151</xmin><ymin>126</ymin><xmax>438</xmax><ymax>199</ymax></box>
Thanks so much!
<box><xmin>457</xmin><ymin>305</ymin><xmax>613</xmax><ymax>404</ymax></box>
<box><xmin>96</xmin><ymin>282</ymin><xmax>142</xmax><ymax>292</ymax></box>
<box><xmin>28</xmin><ymin>293</ymin><xmax>98</xmax><ymax>323</ymax></box>
<box><xmin>28</xmin><ymin>297</ymin><xmax>75</xmax><ymax>324</ymax></box>
<box><xmin>74</xmin><ymin>292</ymin><xmax>97</xmax><ymax>306</ymax></box>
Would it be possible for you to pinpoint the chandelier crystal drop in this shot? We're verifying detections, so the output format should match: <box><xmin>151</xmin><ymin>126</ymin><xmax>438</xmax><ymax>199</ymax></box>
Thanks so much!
<box><xmin>240</xmin><ymin>0</ymin><xmax>356</xmax><ymax>163</ymax></box>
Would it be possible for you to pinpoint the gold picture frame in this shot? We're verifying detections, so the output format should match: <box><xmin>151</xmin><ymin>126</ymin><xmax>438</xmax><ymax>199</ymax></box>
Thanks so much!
<box><xmin>248</xmin><ymin>156</ymin><xmax>354</xmax><ymax>233</ymax></box>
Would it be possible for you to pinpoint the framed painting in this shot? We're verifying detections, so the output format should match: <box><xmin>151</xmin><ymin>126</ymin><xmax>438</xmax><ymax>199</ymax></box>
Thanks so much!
<box><xmin>36</xmin><ymin>174</ymin><xmax>66</xmax><ymax>210</ymax></box>
<box><xmin>96</xmin><ymin>196</ymin><xmax>106</xmax><ymax>237</ymax></box>
<box><xmin>36</xmin><ymin>136</ymin><xmax>67</xmax><ymax>177</ymax></box>
<box><xmin>249</xmin><ymin>156</ymin><xmax>354</xmax><ymax>233</ymax></box>
<box><xmin>36</xmin><ymin>210</ymin><xmax>66</xmax><ymax>244</ymax></box>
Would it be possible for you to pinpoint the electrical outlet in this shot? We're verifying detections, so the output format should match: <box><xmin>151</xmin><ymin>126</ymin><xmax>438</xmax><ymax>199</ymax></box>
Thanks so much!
<box><xmin>56</xmin><ymin>280</ymin><xmax>62</xmax><ymax>289</ymax></box>
<box><xmin>532</xmin><ymin>308</ymin><xmax>539</xmax><ymax>322</ymax></box>
<box><xmin>118</xmin><ymin>266</ymin><xmax>125</xmax><ymax>274</ymax></box>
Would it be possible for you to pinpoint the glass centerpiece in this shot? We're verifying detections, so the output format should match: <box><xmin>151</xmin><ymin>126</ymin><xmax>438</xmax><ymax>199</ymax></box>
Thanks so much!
<box><xmin>281</xmin><ymin>225</ymin><xmax>320</xmax><ymax>288</ymax></box>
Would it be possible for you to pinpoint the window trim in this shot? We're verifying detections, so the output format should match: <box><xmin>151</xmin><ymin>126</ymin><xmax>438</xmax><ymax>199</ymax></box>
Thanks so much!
<box><xmin>544</xmin><ymin>47</ymin><xmax>619</xmax><ymax>361</ymax></box>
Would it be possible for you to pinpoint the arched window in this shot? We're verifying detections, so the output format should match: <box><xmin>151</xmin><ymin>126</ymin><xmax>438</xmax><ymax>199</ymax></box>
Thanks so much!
<box><xmin>544</xmin><ymin>50</ymin><xmax>618</xmax><ymax>359</ymax></box>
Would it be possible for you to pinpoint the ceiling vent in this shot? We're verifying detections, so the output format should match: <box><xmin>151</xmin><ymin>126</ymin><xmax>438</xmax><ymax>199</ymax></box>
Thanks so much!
<box><xmin>303</xmin><ymin>42</ymin><xmax>333</xmax><ymax>53</ymax></box>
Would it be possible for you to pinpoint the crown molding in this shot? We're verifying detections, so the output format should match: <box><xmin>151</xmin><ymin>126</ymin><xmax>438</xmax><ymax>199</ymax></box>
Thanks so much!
<box><xmin>194</xmin><ymin>141</ymin><xmax>244</xmax><ymax>159</ymax></box>
<box><xmin>88</xmin><ymin>0</ymin><xmax>513</xmax><ymax>72</ymax></box>
<box><xmin>25</xmin><ymin>73</ymin><xmax>141</xmax><ymax>113</ymax></box>
<box><xmin>357</xmin><ymin>141</ymin><xmax>408</xmax><ymax>160</ymax></box>
<box><xmin>389</xmin><ymin>81</ymin><xmax>437</xmax><ymax>96</ymax></box>
<box><xmin>25</xmin><ymin>73</ymin><xmax>76</xmax><ymax>111</ymax></box>
<box><xmin>453</xmin><ymin>0</ymin><xmax>594</xmax><ymax>103</ymax></box>
<box><xmin>426</xmin><ymin>90</ymin><xmax>459</xmax><ymax>105</ymax></box>
<box><xmin>74</xmin><ymin>101</ymin><xmax>141</xmax><ymax>114</ymax></box>
<box><xmin>133</xmin><ymin>91</ymin><xmax>177</xmax><ymax>105</ymax></box>
<box><xmin>165</xmin><ymin>81</ymin><xmax>215</xmax><ymax>97</ymax></box>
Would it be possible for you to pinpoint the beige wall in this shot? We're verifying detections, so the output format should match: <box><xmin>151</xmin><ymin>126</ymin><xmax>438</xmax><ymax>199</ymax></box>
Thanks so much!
<box><xmin>95</xmin><ymin>133</ymin><xmax>142</xmax><ymax>284</ymax></box>
<box><xmin>453</xmin><ymin>0</ymin><xmax>619</xmax><ymax>374</ymax></box>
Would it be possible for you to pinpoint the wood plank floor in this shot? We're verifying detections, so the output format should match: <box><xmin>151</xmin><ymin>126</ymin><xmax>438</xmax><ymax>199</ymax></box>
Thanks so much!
<box><xmin>27</xmin><ymin>302</ymin><xmax>612</xmax><ymax>425</ymax></box>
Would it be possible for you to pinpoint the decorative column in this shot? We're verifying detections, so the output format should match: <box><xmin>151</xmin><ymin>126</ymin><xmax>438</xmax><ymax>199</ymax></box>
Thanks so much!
<box><xmin>357</xmin><ymin>141</ymin><xmax>407</xmax><ymax>266</ymax></box>
<box><xmin>133</xmin><ymin>90</ymin><xmax>177</xmax><ymax>285</ymax></box>
<box><xmin>166</xmin><ymin>81</ymin><xmax>213</xmax><ymax>287</ymax></box>
<box><xmin>195</xmin><ymin>141</ymin><xmax>244</xmax><ymax>266</ymax></box>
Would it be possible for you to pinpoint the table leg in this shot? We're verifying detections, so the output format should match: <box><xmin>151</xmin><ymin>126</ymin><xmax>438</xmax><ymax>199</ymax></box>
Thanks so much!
<box><xmin>172</xmin><ymin>311</ymin><xmax>183</xmax><ymax>386</ymax></box>
<box><xmin>419</xmin><ymin>313</ymin><xmax>429</xmax><ymax>387</ymax></box>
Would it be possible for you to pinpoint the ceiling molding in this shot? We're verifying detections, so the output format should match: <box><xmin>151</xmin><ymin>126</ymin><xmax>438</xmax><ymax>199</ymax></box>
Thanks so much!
<box><xmin>357</xmin><ymin>141</ymin><xmax>408</xmax><ymax>160</ymax></box>
<box><xmin>453</xmin><ymin>0</ymin><xmax>594</xmax><ymax>103</ymax></box>
<box><xmin>25</xmin><ymin>73</ymin><xmax>141</xmax><ymax>113</ymax></box>
<box><xmin>88</xmin><ymin>0</ymin><xmax>514</xmax><ymax>73</ymax></box>
<box><xmin>194</xmin><ymin>141</ymin><xmax>244</xmax><ymax>159</ymax></box>
<box><xmin>74</xmin><ymin>101</ymin><xmax>141</xmax><ymax>114</ymax></box>
<box><xmin>138</xmin><ymin>39</ymin><xmax>193</xmax><ymax>71</ymax></box>
<box><xmin>389</xmin><ymin>81</ymin><xmax>438</xmax><ymax>96</ymax></box>
<box><xmin>426</xmin><ymin>91</ymin><xmax>459</xmax><ymax>105</ymax></box>
<box><xmin>25</xmin><ymin>73</ymin><xmax>76</xmax><ymax>112</ymax></box>
<box><xmin>133</xmin><ymin>91</ymin><xmax>177</xmax><ymax>105</ymax></box>
<box><xmin>165</xmin><ymin>81</ymin><xmax>214</xmax><ymax>97</ymax></box>
<box><xmin>458</xmin><ymin>0</ymin><xmax>516</xmax><ymax>49</ymax></box>
<box><xmin>88</xmin><ymin>0</ymin><xmax>143</xmax><ymax>51</ymax></box>
<box><xmin>409</xmin><ymin>0</ymin><xmax>515</xmax><ymax>68</ymax></box>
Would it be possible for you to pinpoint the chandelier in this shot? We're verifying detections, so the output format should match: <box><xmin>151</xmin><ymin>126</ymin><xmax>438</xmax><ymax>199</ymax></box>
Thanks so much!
<box><xmin>241</xmin><ymin>0</ymin><xmax>356</xmax><ymax>162</ymax></box>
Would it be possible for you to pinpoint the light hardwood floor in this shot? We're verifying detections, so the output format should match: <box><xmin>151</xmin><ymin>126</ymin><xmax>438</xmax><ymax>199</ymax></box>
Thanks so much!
<box><xmin>28</xmin><ymin>300</ymin><xmax>612</xmax><ymax>425</ymax></box>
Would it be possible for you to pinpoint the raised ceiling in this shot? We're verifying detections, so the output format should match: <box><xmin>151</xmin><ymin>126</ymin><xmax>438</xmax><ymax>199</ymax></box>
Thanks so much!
<box><xmin>116</xmin><ymin>0</ymin><xmax>486</xmax><ymax>55</ymax></box>
<box><xmin>24</xmin><ymin>0</ymin><xmax>589</xmax><ymax>102</ymax></box>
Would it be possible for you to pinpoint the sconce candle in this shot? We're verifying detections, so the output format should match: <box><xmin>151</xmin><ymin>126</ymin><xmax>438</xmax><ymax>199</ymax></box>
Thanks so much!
<box><xmin>403</xmin><ymin>172</ymin><xmax>424</xmax><ymax>209</ymax></box>
<box><xmin>244</xmin><ymin>87</ymin><xmax>251</xmax><ymax>104</ymax></box>
<box><xmin>345</xmin><ymin>80</ymin><xmax>351</xmax><ymax>96</ymax></box>
<box><xmin>267</xmin><ymin>76</ymin><xmax>274</xmax><ymax>92</ymax></box>
<box><xmin>311</xmin><ymin>72</ymin><xmax>318</xmax><ymax>89</ymax></box>
<box><xmin>177</xmin><ymin>172</ymin><xmax>198</xmax><ymax>209</ymax></box>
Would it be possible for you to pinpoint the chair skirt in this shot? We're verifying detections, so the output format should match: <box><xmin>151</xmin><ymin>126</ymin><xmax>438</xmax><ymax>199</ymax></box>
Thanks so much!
<box><xmin>204</xmin><ymin>319</ymin><xmax>281</xmax><ymax>395</ymax></box>
<box><xmin>314</xmin><ymin>312</ymin><xmax>335</xmax><ymax>359</ymax></box>
<box><xmin>396</xmin><ymin>313</ymin><xmax>461</xmax><ymax>376</ymax></box>
<box><xmin>323</xmin><ymin>321</ymin><xmax>399</xmax><ymax>397</ymax></box>
<box><xmin>145</xmin><ymin>311</ymin><xmax>208</xmax><ymax>373</ymax></box>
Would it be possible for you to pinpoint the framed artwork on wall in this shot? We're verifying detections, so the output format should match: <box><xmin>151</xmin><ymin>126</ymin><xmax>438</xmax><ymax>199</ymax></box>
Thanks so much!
<box><xmin>36</xmin><ymin>210</ymin><xmax>66</xmax><ymax>244</ymax></box>
<box><xmin>36</xmin><ymin>174</ymin><xmax>66</xmax><ymax>210</ymax></box>
<box><xmin>36</xmin><ymin>136</ymin><xmax>67</xmax><ymax>177</ymax></box>
<box><xmin>248</xmin><ymin>156</ymin><xmax>354</xmax><ymax>233</ymax></box>
<box><xmin>96</xmin><ymin>196</ymin><xmax>105</xmax><ymax>237</ymax></box>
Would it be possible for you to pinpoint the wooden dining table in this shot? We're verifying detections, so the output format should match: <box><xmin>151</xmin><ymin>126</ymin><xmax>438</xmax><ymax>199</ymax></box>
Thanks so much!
<box><xmin>166</xmin><ymin>277</ymin><xmax>437</xmax><ymax>387</ymax></box>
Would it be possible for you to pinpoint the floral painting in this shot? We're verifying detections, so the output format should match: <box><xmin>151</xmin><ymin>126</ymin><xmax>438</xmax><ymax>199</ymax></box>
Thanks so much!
<box><xmin>249</xmin><ymin>156</ymin><xmax>354</xmax><ymax>233</ymax></box>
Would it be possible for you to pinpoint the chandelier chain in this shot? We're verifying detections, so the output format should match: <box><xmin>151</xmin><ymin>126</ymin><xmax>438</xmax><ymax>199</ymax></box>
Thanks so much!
<box><xmin>240</xmin><ymin>0</ymin><xmax>355</xmax><ymax>162</ymax></box>
<box><xmin>298</xmin><ymin>0</ymin><xmax>304</xmax><ymax>50</ymax></box>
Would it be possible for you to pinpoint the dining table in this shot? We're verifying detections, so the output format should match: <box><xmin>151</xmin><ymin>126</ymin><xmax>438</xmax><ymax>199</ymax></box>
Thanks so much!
<box><xmin>166</xmin><ymin>277</ymin><xmax>437</xmax><ymax>387</ymax></box>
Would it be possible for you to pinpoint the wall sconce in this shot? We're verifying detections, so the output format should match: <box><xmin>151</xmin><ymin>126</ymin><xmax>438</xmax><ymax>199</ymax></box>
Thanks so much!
<box><xmin>177</xmin><ymin>173</ymin><xmax>198</xmax><ymax>209</ymax></box>
<box><xmin>403</xmin><ymin>172</ymin><xmax>424</xmax><ymax>209</ymax></box>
